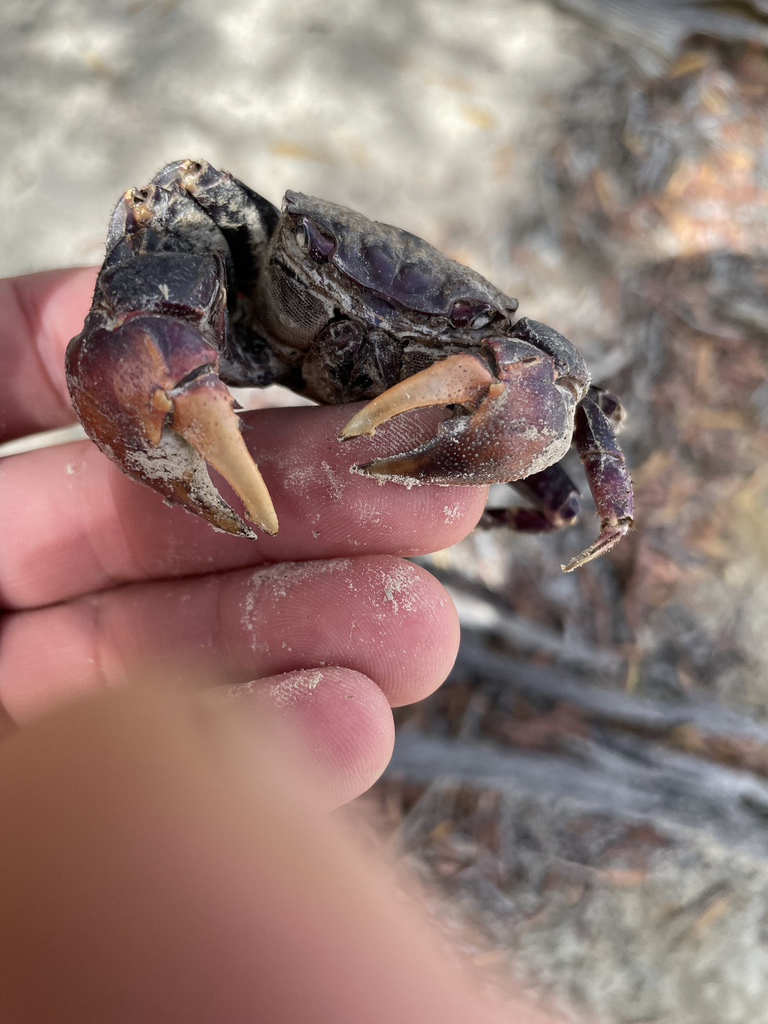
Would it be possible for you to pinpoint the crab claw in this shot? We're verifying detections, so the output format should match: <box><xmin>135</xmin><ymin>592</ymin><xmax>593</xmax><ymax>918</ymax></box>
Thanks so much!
<box><xmin>339</xmin><ymin>338</ymin><xmax>576</xmax><ymax>485</ymax></box>
<box><xmin>66</xmin><ymin>315</ymin><xmax>278</xmax><ymax>538</ymax></box>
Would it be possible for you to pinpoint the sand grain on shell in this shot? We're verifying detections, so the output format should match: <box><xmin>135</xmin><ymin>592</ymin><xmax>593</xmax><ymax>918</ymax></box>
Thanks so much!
<box><xmin>349</xmin><ymin>465</ymin><xmax>423</xmax><ymax>489</ymax></box>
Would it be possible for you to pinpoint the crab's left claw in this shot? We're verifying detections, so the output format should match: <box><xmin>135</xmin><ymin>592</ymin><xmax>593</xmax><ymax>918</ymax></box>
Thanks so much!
<box><xmin>339</xmin><ymin>337</ymin><xmax>576</xmax><ymax>485</ymax></box>
<box><xmin>66</xmin><ymin>316</ymin><xmax>278</xmax><ymax>538</ymax></box>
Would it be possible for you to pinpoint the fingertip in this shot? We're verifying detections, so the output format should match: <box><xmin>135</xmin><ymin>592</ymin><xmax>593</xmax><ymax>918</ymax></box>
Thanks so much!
<box><xmin>228</xmin><ymin>667</ymin><xmax>394</xmax><ymax>808</ymax></box>
<box><xmin>361</xmin><ymin>557</ymin><xmax>461</xmax><ymax>707</ymax></box>
<box><xmin>428</xmin><ymin>484</ymin><xmax>489</xmax><ymax>548</ymax></box>
<box><xmin>219</xmin><ymin>553</ymin><xmax>460</xmax><ymax>707</ymax></box>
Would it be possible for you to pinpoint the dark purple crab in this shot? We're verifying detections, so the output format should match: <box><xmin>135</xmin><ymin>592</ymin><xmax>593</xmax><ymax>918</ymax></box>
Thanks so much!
<box><xmin>66</xmin><ymin>159</ymin><xmax>633</xmax><ymax>571</ymax></box>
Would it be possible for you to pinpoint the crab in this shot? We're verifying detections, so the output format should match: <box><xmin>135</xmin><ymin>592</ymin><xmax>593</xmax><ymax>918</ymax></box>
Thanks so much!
<box><xmin>65</xmin><ymin>159</ymin><xmax>634</xmax><ymax>572</ymax></box>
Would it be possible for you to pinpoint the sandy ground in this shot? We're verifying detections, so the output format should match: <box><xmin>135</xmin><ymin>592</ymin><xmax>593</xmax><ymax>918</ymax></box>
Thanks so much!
<box><xmin>0</xmin><ymin>0</ymin><xmax>587</xmax><ymax>289</ymax></box>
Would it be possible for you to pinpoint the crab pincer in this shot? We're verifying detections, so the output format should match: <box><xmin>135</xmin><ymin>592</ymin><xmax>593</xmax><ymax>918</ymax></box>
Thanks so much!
<box><xmin>65</xmin><ymin>168</ymin><xmax>285</xmax><ymax>539</ymax></box>
<box><xmin>339</xmin><ymin>337</ymin><xmax>575</xmax><ymax>483</ymax></box>
<box><xmin>66</xmin><ymin>312</ymin><xmax>278</xmax><ymax>538</ymax></box>
<box><xmin>339</xmin><ymin>331</ymin><xmax>634</xmax><ymax>571</ymax></box>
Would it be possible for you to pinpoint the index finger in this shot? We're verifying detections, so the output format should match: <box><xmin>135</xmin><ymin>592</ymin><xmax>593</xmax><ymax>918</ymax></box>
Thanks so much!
<box><xmin>0</xmin><ymin>269</ymin><xmax>98</xmax><ymax>442</ymax></box>
<box><xmin>0</xmin><ymin>404</ymin><xmax>488</xmax><ymax>609</ymax></box>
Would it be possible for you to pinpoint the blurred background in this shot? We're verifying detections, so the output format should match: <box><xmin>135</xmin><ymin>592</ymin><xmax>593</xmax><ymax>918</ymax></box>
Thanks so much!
<box><xmin>5</xmin><ymin>1</ymin><xmax>768</xmax><ymax>1020</ymax></box>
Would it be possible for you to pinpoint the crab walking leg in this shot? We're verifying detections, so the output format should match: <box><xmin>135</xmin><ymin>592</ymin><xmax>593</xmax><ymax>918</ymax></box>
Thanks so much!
<box><xmin>561</xmin><ymin>395</ymin><xmax>634</xmax><ymax>572</ymax></box>
<box><xmin>479</xmin><ymin>463</ymin><xmax>581</xmax><ymax>533</ymax></box>
<box><xmin>150</xmin><ymin>159</ymin><xmax>280</xmax><ymax>295</ymax></box>
<box><xmin>338</xmin><ymin>354</ymin><xmax>497</xmax><ymax>440</ymax></box>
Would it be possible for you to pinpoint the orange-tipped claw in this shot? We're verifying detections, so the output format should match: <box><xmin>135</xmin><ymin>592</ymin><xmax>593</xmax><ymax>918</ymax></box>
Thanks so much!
<box><xmin>65</xmin><ymin>315</ymin><xmax>277</xmax><ymax>537</ymax></box>
<box><xmin>171</xmin><ymin>375</ymin><xmax>278</xmax><ymax>535</ymax></box>
<box><xmin>341</xmin><ymin>338</ymin><xmax>577</xmax><ymax>486</ymax></box>
<box><xmin>338</xmin><ymin>353</ymin><xmax>496</xmax><ymax>440</ymax></box>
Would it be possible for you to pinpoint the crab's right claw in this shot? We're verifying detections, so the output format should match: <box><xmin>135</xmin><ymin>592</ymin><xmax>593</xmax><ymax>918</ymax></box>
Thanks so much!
<box><xmin>65</xmin><ymin>316</ymin><xmax>278</xmax><ymax>538</ymax></box>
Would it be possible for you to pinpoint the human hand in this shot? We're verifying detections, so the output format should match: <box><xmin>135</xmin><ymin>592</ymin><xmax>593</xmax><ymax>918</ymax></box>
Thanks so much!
<box><xmin>0</xmin><ymin>683</ymin><xmax>563</xmax><ymax>1024</ymax></box>
<box><xmin>0</xmin><ymin>270</ymin><xmax>568</xmax><ymax>1024</ymax></box>
<box><xmin>0</xmin><ymin>268</ymin><xmax>488</xmax><ymax>806</ymax></box>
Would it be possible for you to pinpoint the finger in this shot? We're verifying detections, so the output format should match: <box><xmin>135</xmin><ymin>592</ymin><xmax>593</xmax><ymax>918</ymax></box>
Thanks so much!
<box><xmin>0</xmin><ymin>686</ymin><xmax>547</xmax><ymax>1024</ymax></box>
<box><xmin>0</xmin><ymin>555</ymin><xmax>459</xmax><ymax>720</ymax></box>
<box><xmin>225</xmin><ymin>667</ymin><xmax>394</xmax><ymax>809</ymax></box>
<box><xmin>0</xmin><ymin>269</ymin><xmax>97</xmax><ymax>442</ymax></box>
<box><xmin>0</xmin><ymin>403</ymin><xmax>488</xmax><ymax>609</ymax></box>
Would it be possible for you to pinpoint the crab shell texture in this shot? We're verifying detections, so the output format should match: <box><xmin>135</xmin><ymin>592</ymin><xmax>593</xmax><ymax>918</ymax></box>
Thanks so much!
<box><xmin>65</xmin><ymin>160</ymin><xmax>634</xmax><ymax>571</ymax></box>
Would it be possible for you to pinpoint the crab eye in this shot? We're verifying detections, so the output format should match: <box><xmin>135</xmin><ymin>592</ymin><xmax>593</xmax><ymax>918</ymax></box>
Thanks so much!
<box><xmin>450</xmin><ymin>300</ymin><xmax>496</xmax><ymax>330</ymax></box>
<box><xmin>296</xmin><ymin>218</ymin><xmax>336</xmax><ymax>263</ymax></box>
<box><xmin>556</xmin><ymin>375</ymin><xmax>582</xmax><ymax>401</ymax></box>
